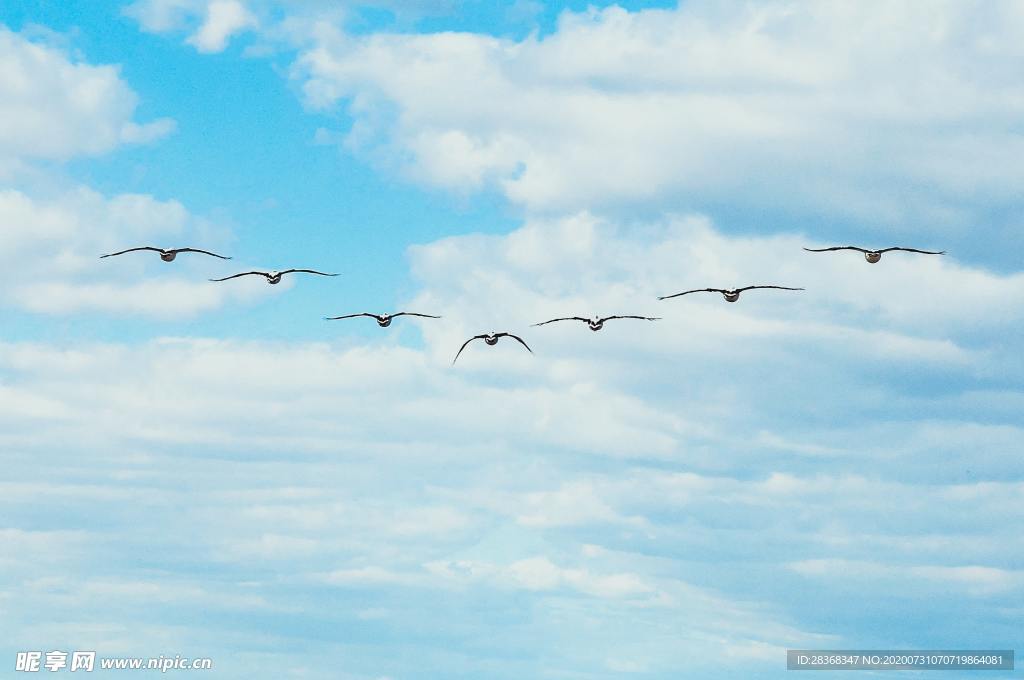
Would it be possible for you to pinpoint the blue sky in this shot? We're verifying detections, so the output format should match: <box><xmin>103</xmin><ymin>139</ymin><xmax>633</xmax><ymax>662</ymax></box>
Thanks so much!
<box><xmin>1</xmin><ymin>1</ymin><xmax>1022</xmax><ymax>678</ymax></box>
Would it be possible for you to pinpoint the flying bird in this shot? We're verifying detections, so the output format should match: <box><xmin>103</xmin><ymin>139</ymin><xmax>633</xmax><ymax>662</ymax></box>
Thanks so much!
<box><xmin>324</xmin><ymin>312</ymin><xmax>441</xmax><ymax>327</ymax></box>
<box><xmin>453</xmin><ymin>332</ymin><xmax>532</xmax><ymax>364</ymax></box>
<box><xmin>100</xmin><ymin>246</ymin><xmax>230</xmax><ymax>262</ymax></box>
<box><xmin>209</xmin><ymin>269</ymin><xmax>338</xmax><ymax>285</ymax></box>
<box><xmin>532</xmin><ymin>315</ymin><xmax>660</xmax><ymax>331</ymax></box>
<box><xmin>803</xmin><ymin>246</ymin><xmax>945</xmax><ymax>263</ymax></box>
<box><xmin>658</xmin><ymin>285</ymin><xmax>803</xmax><ymax>303</ymax></box>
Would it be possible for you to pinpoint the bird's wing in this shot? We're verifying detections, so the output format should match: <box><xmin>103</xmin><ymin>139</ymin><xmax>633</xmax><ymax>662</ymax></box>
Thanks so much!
<box><xmin>173</xmin><ymin>248</ymin><xmax>232</xmax><ymax>259</ymax></box>
<box><xmin>658</xmin><ymin>288</ymin><xmax>722</xmax><ymax>300</ymax></box>
<box><xmin>496</xmin><ymin>332</ymin><xmax>533</xmax><ymax>353</ymax></box>
<box><xmin>393</xmin><ymin>312</ymin><xmax>442</xmax><ymax>319</ymax></box>
<box><xmin>600</xmin><ymin>315</ymin><xmax>660</xmax><ymax>322</ymax></box>
<box><xmin>99</xmin><ymin>246</ymin><xmax>161</xmax><ymax>258</ymax></box>
<box><xmin>738</xmin><ymin>285</ymin><xmax>805</xmax><ymax>292</ymax></box>
<box><xmin>452</xmin><ymin>335</ymin><xmax>486</xmax><ymax>364</ymax></box>
<box><xmin>280</xmin><ymin>269</ymin><xmax>339</xmax><ymax>277</ymax></box>
<box><xmin>531</xmin><ymin>317</ymin><xmax>587</xmax><ymax>326</ymax></box>
<box><xmin>324</xmin><ymin>313</ymin><xmax>373</xmax><ymax>320</ymax></box>
<box><xmin>878</xmin><ymin>247</ymin><xmax>946</xmax><ymax>255</ymax></box>
<box><xmin>209</xmin><ymin>271</ymin><xmax>265</xmax><ymax>282</ymax></box>
<box><xmin>802</xmin><ymin>246</ymin><xmax>867</xmax><ymax>253</ymax></box>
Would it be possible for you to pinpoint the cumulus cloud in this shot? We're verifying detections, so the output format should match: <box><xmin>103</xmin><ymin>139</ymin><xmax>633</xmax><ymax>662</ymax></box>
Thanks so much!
<box><xmin>408</xmin><ymin>212</ymin><xmax>1022</xmax><ymax>362</ymax></box>
<box><xmin>4</xmin><ymin>210</ymin><xmax>1018</xmax><ymax>455</ymax></box>
<box><xmin>123</xmin><ymin>0</ymin><xmax>203</xmax><ymax>33</ymax></box>
<box><xmin>127</xmin><ymin>0</ymin><xmax>258</xmax><ymax>53</ymax></box>
<box><xmin>186</xmin><ymin>0</ymin><xmax>258</xmax><ymax>53</ymax></box>
<box><xmin>284</xmin><ymin>0</ymin><xmax>1024</xmax><ymax>236</ymax></box>
<box><xmin>124</xmin><ymin>0</ymin><xmax>462</xmax><ymax>53</ymax></box>
<box><xmin>0</xmin><ymin>185</ymin><xmax>265</xmax><ymax>317</ymax></box>
<box><xmin>120</xmin><ymin>1</ymin><xmax>1024</xmax><ymax>258</ymax></box>
<box><xmin>0</xmin><ymin>26</ymin><xmax>174</xmax><ymax>165</ymax></box>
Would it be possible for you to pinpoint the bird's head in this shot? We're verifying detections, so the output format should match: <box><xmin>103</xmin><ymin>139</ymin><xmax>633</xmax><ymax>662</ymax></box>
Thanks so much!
<box><xmin>723</xmin><ymin>290</ymin><xmax>740</xmax><ymax>302</ymax></box>
<box><xmin>865</xmin><ymin>251</ymin><xmax>882</xmax><ymax>263</ymax></box>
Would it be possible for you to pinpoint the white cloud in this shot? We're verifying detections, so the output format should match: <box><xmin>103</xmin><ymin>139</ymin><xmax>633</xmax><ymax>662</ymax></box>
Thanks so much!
<box><xmin>15</xmin><ymin>279</ymin><xmax>239</xmax><ymax>316</ymax></box>
<box><xmin>120</xmin><ymin>117</ymin><xmax>178</xmax><ymax>144</ymax></box>
<box><xmin>3</xmin><ymin>210</ymin><xmax>1020</xmax><ymax>441</ymax></box>
<box><xmin>124</xmin><ymin>0</ymin><xmax>204</xmax><ymax>33</ymax></box>
<box><xmin>407</xmin><ymin>213</ymin><xmax>1023</xmax><ymax>364</ymax></box>
<box><xmin>287</xmin><ymin>0</ymin><xmax>1024</xmax><ymax>228</ymax></box>
<box><xmin>186</xmin><ymin>0</ymin><xmax>258</xmax><ymax>53</ymax></box>
<box><xmin>127</xmin><ymin>0</ymin><xmax>258</xmax><ymax>53</ymax></box>
<box><xmin>507</xmin><ymin>556</ymin><xmax>656</xmax><ymax>598</ymax></box>
<box><xmin>124</xmin><ymin>0</ymin><xmax>462</xmax><ymax>53</ymax></box>
<box><xmin>0</xmin><ymin>528</ymin><xmax>92</xmax><ymax>568</ymax></box>
<box><xmin>422</xmin><ymin>554</ymin><xmax>659</xmax><ymax>600</ymax></box>
<box><xmin>789</xmin><ymin>559</ymin><xmax>1024</xmax><ymax>597</ymax></box>
<box><xmin>0</xmin><ymin>185</ymin><xmax>262</xmax><ymax>317</ymax></box>
<box><xmin>15</xmin><ymin>3</ymin><xmax>1024</xmax><ymax>674</ymax></box>
<box><xmin>0</xmin><ymin>26</ymin><xmax>173</xmax><ymax>165</ymax></box>
<box><xmin>515</xmin><ymin>481</ymin><xmax>644</xmax><ymax>528</ymax></box>
<box><xmin>1</xmin><ymin>212</ymin><xmax>1021</xmax><ymax>675</ymax></box>
<box><xmin>320</xmin><ymin>566</ymin><xmax>423</xmax><ymax>587</ymax></box>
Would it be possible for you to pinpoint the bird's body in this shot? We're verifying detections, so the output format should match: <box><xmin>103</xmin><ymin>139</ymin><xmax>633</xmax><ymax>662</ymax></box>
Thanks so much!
<box><xmin>453</xmin><ymin>332</ymin><xmax>532</xmax><ymax>364</ymax></box>
<box><xmin>324</xmin><ymin>312</ymin><xmax>441</xmax><ymax>327</ymax></box>
<box><xmin>803</xmin><ymin>246</ymin><xmax>945</xmax><ymax>263</ymax></box>
<box><xmin>532</xmin><ymin>315</ymin><xmax>660</xmax><ymax>331</ymax></box>
<box><xmin>100</xmin><ymin>246</ymin><xmax>231</xmax><ymax>261</ymax></box>
<box><xmin>658</xmin><ymin>285</ymin><xmax>803</xmax><ymax>303</ymax></box>
<box><xmin>210</xmin><ymin>269</ymin><xmax>338</xmax><ymax>284</ymax></box>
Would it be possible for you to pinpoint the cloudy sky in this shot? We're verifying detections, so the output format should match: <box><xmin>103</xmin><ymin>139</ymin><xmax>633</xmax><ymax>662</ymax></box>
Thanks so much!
<box><xmin>1</xmin><ymin>1</ymin><xmax>1022</xmax><ymax>677</ymax></box>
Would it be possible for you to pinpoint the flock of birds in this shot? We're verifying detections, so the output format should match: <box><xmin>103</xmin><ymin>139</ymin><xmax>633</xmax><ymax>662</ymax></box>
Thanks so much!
<box><xmin>101</xmin><ymin>244</ymin><xmax>946</xmax><ymax>363</ymax></box>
